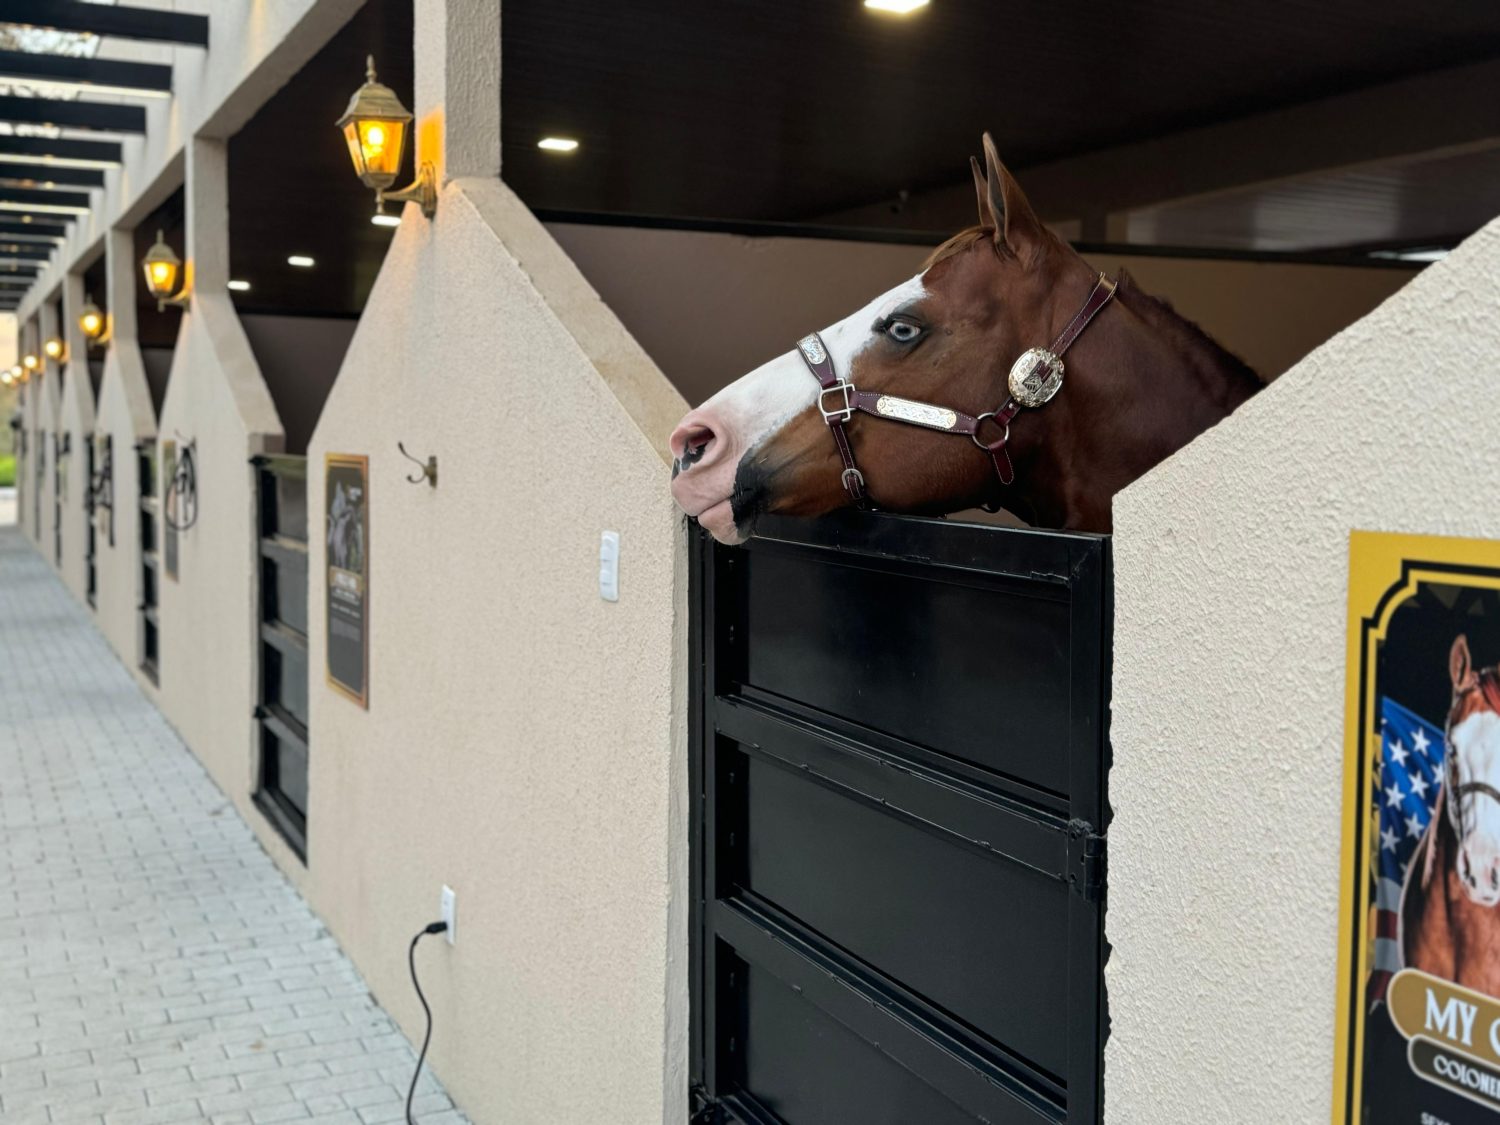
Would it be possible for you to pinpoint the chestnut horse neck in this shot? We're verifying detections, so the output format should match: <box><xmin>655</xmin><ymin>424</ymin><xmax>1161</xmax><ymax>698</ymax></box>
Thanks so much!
<box><xmin>1005</xmin><ymin>264</ymin><xmax>1263</xmax><ymax>530</ymax></box>
<box><xmin>911</xmin><ymin>226</ymin><xmax>1263</xmax><ymax>530</ymax></box>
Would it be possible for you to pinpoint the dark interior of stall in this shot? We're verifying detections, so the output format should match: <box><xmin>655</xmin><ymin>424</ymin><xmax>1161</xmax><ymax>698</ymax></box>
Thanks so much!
<box><xmin>135</xmin><ymin>188</ymin><xmax>184</xmax><ymax>420</ymax></box>
<box><xmin>81</xmin><ymin>252</ymin><xmax>106</xmax><ymax>399</ymax></box>
<box><xmin>495</xmin><ymin>0</ymin><xmax>1500</xmax><ymax>403</ymax></box>
<box><xmin>227</xmin><ymin>0</ymin><xmax>412</xmax><ymax>457</ymax></box>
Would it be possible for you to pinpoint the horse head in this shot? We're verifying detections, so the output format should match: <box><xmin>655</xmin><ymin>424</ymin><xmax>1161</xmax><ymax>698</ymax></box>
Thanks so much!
<box><xmin>667</xmin><ymin>134</ymin><xmax>1261</xmax><ymax>542</ymax></box>
<box><xmin>1446</xmin><ymin>634</ymin><xmax>1500</xmax><ymax>906</ymax></box>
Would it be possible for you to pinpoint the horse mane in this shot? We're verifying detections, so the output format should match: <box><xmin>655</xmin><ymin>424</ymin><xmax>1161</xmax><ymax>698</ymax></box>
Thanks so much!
<box><xmin>922</xmin><ymin>225</ymin><xmax>1266</xmax><ymax>393</ymax></box>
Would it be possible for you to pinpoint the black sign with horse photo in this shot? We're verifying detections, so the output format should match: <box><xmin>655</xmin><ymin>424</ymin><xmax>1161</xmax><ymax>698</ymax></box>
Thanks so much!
<box><xmin>1335</xmin><ymin>531</ymin><xmax>1500</xmax><ymax>1123</ymax></box>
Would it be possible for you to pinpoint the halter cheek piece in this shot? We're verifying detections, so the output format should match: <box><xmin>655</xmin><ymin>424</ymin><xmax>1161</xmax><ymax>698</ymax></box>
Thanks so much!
<box><xmin>796</xmin><ymin>272</ymin><xmax>1117</xmax><ymax>509</ymax></box>
<box><xmin>1445</xmin><ymin>671</ymin><xmax>1500</xmax><ymax>844</ymax></box>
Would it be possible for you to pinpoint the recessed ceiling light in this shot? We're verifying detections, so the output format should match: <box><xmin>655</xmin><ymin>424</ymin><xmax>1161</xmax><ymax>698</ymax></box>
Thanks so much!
<box><xmin>227</xmin><ymin>280</ymin><xmax>251</xmax><ymax>292</ymax></box>
<box><xmin>865</xmin><ymin>0</ymin><xmax>929</xmax><ymax>12</ymax></box>
<box><xmin>371</xmin><ymin>213</ymin><xmax>401</xmax><ymax>228</ymax></box>
<box><xmin>287</xmin><ymin>255</ymin><xmax>315</xmax><ymax>268</ymax></box>
<box><xmin>537</xmin><ymin>136</ymin><xmax>579</xmax><ymax>153</ymax></box>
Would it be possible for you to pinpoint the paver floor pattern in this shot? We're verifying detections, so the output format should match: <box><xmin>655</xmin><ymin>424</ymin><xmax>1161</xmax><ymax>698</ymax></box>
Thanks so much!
<box><xmin>0</xmin><ymin>528</ymin><xmax>470</xmax><ymax>1125</ymax></box>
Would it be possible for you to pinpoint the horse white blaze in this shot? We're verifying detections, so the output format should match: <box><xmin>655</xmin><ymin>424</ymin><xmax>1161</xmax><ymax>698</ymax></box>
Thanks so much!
<box><xmin>668</xmin><ymin>275</ymin><xmax>928</xmax><ymax>543</ymax></box>
<box><xmin>1452</xmin><ymin>709</ymin><xmax>1500</xmax><ymax>905</ymax></box>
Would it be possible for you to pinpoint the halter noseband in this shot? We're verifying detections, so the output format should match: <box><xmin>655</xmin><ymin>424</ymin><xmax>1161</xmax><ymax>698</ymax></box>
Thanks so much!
<box><xmin>1446</xmin><ymin>669</ymin><xmax>1500</xmax><ymax>842</ymax></box>
<box><xmin>795</xmin><ymin>272</ymin><xmax>1117</xmax><ymax>509</ymax></box>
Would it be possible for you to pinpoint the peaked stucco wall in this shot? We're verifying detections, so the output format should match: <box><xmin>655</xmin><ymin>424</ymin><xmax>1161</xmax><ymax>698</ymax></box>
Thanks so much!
<box><xmin>152</xmin><ymin>292</ymin><xmax>296</xmax><ymax>872</ymax></box>
<box><xmin>303</xmin><ymin>178</ymin><xmax>689</xmax><ymax>1125</ymax></box>
<box><xmin>57</xmin><ymin>358</ymin><xmax>97</xmax><ymax>604</ymax></box>
<box><xmin>1105</xmin><ymin>216</ymin><xmax>1500</xmax><ymax>1119</ymax></box>
<box><xmin>92</xmin><ymin>340</ymin><xmax>160</xmax><ymax>681</ymax></box>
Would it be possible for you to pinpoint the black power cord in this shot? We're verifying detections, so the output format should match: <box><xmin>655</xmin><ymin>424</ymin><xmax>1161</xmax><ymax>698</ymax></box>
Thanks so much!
<box><xmin>406</xmin><ymin>921</ymin><xmax>448</xmax><ymax>1124</ymax></box>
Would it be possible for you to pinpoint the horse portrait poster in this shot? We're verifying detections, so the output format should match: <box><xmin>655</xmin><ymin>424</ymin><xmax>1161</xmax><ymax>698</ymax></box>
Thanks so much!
<box><xmin>325</xmin><ymin>453</ymin><xmax>368</xmax><ymax>708</ymax></box>
<box><xmin>1335</xmin><ymin>531</ymin><xmax>1500</xmax><ymax>1123</ymax></box>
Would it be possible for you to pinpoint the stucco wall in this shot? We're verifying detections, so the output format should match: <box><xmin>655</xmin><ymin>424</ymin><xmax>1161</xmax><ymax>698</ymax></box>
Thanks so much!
<box><xmin>57</xmin><ymin>357</ymin><xmax>97</xmax><ymax>604</ymax></box>
<box><xmin>92</xmin><ymin>343</ymin><xmax>157</xmax><ymax>682</ymax></box>
<box><xmin>1106</xmin><ymin>216</ymin><xmax>1500</xmax><ymax>1119</ymax></box>
<box><xmin>153</xmin><ymin>291</ymin><xmax>295</xmax><ymax>876</ymax></box>
<box><xmin>304</xmin><ymin>178</ymin><xmax>689</xmax><ymax>1125</ymax></box>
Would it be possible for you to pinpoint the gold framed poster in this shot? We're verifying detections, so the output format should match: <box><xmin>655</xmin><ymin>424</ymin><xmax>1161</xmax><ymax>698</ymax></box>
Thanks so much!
<box><xmin>325</xmin><ymin>453</ymin><xmax>368</xmax><ymax>707</ymax></box>
<box><xmin>1334</xmin><ymin>530</ymin><xmax>1500</xmax><ymax>1123</ymax></box>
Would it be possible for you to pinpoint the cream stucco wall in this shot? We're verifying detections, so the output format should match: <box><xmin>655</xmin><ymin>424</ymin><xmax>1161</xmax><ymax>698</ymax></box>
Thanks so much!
<box><xmin>92</xmin><ymin>342</ymin><xmax>158</xmax><ymax>681</ymax></box>
<box><xmin>153</xmin><ymin>288</ymin><xmax>296</xmax><ymax>875</ymax></box>
<box><xmin>57</xmin><ymin>356</ymin><xmax>98</xmax><ymax>605</ymax></box>
<box><xmin>304</xmin><ymin>178</ymin><xmax>689</xmax><ymax>1125</ymax></box>
<box><xmin>1105</xmin><ymin>216</ymin><xmax>1500</xmax><ymax>1120</ymax></box>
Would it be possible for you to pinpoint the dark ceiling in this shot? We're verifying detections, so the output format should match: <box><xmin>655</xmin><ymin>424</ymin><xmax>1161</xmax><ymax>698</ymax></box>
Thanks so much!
<box><xmin>226</xmin><ymin>0</ymin><xmax>412</xmax><ymax>318</ymax></box>
<box><xmin>15</xmin><ymin>0</ymin><xmax>1500</xmax><ymax>323</ymax></box>
<box><xmin>500</xmin><ymin>0</ymin><xmax>1500</xmax><ymax>247</ymax></box>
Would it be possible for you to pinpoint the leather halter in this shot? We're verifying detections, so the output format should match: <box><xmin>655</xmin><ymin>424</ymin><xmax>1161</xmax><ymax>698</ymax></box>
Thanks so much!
<box><xmin>795</xmin><ymin>272</ymin><xmax>1117</xmax><ymax>509</ymax></box>
<box><xmin>1445</xmin><ymin>669</ymin><xmax>1500</xmax><ymax>842</ymax></box>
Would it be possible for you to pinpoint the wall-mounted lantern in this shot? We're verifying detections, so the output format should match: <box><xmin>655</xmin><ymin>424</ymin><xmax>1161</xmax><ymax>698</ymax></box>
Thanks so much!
<box><xmin>141</xmin><ymin>230</ymin><xmax>189</xmax><ymax>311</ymax></box>
<box><xmin>0</xmin><ymin>368</ymin><xmax>12</xmax><ymax>386</ymax></box>
<box><xmin>337</xmin><ymin>56</ymin><xmax>435</xmax><ymax>220</ymax></box>
<box><xmin>79</xmin><ymin>296</ymin><xmax>106</xmax><ymax>343</ymax></box>
<box><xmin>22</xmin><ymin>352</ymin><xmax>38</xmax><ymax>372</ymax></box>
<box><xmin>44</xmin><ymin>336</ymin><xmax>66</xmax><ymax>363</ymax></box>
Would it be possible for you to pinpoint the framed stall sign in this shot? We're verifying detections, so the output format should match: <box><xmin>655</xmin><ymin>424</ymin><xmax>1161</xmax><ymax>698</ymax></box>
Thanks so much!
<box><xmin>325</xmin><ymin>453</ymin><xmax>369</xmax><ymax>708</ymax></box>
<box><xmin>1334</xmin><ymin>530</ymin><xmax>1500</xmax><ymax>1123</ymax></box>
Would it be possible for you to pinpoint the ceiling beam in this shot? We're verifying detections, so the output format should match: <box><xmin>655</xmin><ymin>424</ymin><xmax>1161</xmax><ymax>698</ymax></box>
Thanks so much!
<box><xmin>0</xmin><ymin>162</ymin><xmax>104</xmax><ymax>188</ymax></box>
<box><xmin>0</xmin><ymin>94</ymin><xmax>146</xmax><ymax>134</ymax></box>
<box><xmin>0</xmin><ymin>1</ymin><xmax>208</xmax><ymax>46</ymax></box>
<box><xmin>819</xmin><ymin>57</ymin><xmax>1500</xmax><ymax>232</ymax></box>
<box><xmin>0</xmin><ymin>50</ymin><xmax>171</xmax><ymax>96</ymax></box>
<box><xmin>0</xmin><ymin>135</ymin><xmax>121</xmax><ymax>166</ymax></box>
<box><xmin>0</xmin><ymin>186</ymin><xmax>90</xmax><ymax>212</ymax></box>
<box><xmin>0</xmin><ymin>243</ymin><xmax>53</xmax><ymax>259</ymax></box>
<box><xmin>0</xmin><ymin>219</ymin><xmax>69</xmax><ymax>240</ymax></box>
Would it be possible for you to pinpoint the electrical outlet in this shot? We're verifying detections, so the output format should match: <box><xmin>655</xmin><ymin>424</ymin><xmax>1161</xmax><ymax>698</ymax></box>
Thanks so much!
<box><xmin>440</xmin><ymin>885</ymin><xmax>456</xmax><ymax>945</ymax></box>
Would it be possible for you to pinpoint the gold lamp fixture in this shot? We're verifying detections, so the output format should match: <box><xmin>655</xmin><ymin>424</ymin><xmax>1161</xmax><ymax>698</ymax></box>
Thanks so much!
<box><xmin>79</xmin><ymin>296</ymin><xmax>106</xmax><ymax>343</ymax></box>
<box><xmin>13</xmin><ymin>363</ymin><xmax>28</xmax><ymax>384</ymax></box>
<box><xmin>44</xmin><ymin>336</ymin><xmax>66</xmax><ymax>362</ymax></box>
<box><xmin>22</xmin><ymin>352</ymin><xmax>38</xmax><ymax>371</ymax></box>
<box><xmin>141</xmin><ymin>230</ymin><xmax>189</xmax><ymax>311</ymax></box>
<box><xmin>337</xmin><ymin>56</ymin><xmax>435</xmax><ymax>219</ymax></box>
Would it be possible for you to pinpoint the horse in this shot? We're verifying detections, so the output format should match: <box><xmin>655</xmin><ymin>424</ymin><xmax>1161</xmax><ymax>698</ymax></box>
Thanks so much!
<box><xmin>1401</xmin><ymin>635</ymin><xmax>1500</xmax><ymax>994</ymax></box>
<box><xmin>668</xmin><ymin>134</ymin><xmax>1263</xmax><ymax>542</ymax></box>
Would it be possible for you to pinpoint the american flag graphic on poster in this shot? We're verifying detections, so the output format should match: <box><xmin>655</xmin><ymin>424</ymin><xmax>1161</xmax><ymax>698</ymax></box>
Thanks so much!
<box><xmin>1370</xmin><ymin>696</ymin><xmax>1446</xmax><ymax>1002</ymax></box>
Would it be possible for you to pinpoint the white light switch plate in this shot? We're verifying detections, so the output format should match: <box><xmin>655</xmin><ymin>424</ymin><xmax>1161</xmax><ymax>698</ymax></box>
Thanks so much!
<box><xmin>440</xmin><ymin>885</ymin><xmax>456</xmax><ymax>945</ymax></box>
<box><xmin>599</xmin><ymin>531</ymin><xmax>620</xmax><ymax>602</ymax></box>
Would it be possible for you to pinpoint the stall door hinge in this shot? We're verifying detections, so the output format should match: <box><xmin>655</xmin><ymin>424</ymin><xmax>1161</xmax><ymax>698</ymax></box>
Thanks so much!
<box><xmin>689</xmin><ymin>1085</ymin><xmax>726</xmax><ymax>1124</ymax></box>
<box><xmin>1067</xmin><ymin>818</ymin><xmax>1107</xmax><ymax>903</ymax></box>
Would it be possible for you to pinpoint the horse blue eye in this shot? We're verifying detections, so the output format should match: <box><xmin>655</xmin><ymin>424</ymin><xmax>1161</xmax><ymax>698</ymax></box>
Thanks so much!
<box><xmin>886</xmin><ymin>320</ymin><xmax>922</xmax><ymax>343</ymax></box>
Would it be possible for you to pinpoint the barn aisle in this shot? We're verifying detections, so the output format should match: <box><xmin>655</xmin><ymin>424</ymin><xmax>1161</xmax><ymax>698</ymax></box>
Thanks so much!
<box><xmin>0</xmin><ymin>527</ymin><xmax>470</xmax><ymax>1125</ymax></box>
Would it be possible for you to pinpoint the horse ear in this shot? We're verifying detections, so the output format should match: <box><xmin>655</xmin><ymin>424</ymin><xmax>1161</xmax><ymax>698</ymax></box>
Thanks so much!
<box><xmin>970</xmin><ymin>155</ymin><xmax>990</xmax><ymax>231</ymax></box>
<box><xmin>1452</xmin><ymin>634</ymin><xmax>1476</xmax><ymax>691</ymax></box>
<box><xmin>981</xmin><ymin>132</ymin><xmax>1046</xmax><ymax>261</ymax></box>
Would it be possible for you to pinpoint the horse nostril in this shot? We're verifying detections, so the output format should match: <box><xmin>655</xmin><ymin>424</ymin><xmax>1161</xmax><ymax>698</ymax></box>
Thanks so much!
<box><xmin>670</xmin><ymin>418</ymin><xmax>718</xmax><ymax>470</ymax></box>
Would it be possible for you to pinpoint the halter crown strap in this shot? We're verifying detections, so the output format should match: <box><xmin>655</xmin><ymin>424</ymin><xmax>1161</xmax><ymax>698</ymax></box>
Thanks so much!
<box><xmin>795</xmin><ymin>272</ymin><xmax>1117</xmax><ymax>506</ymax></box>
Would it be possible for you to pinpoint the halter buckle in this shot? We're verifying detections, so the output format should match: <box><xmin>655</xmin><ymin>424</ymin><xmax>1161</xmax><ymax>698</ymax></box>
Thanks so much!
<box><xmin>819</xmin><ymin>382</ymin><xmax>856</xmax><ymax>424</ymax></box>
<box><xmin>841</xmin><ymin>467</ymin><xmax>866</xmax><ymax>494</ymax></box>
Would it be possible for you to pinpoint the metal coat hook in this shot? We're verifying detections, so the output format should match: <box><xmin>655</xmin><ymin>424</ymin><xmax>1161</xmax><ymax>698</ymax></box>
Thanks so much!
<box><xmin>397</xmin><ymin>441</ymin><xmax>437</xmax><ymax>487</ymax></box>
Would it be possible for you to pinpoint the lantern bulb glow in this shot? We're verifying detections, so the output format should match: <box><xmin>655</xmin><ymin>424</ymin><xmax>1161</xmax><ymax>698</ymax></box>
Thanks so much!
<box><xmin>371</xmin><ymin>213</ymin><xmax>401</xmax><ymax>228</ymax></box>
<box><xmin>23</xmin><ymin>354</ymin><xmax>37</xmax><ymax>370</ymax></box>
<box><xmin>44</xmin><ymin>338</ymin><xmax>62</xmax><ymax>358</ymax></box>
<box><xmin>864</xmin><ymin>0</ymin><xmax>929</xmax><ymax>11</ymax></box>
<box><xmin>227</xmin><ymin>280</ymin><xmax>251</xmax><ymax>292</ymax></box>
<box><xmin>537</xmin><ymin>136</ymin><xmax>580</xmax><ymax>153</ymax></box>
<box><xmin>287</xmin><ymin>255</ymin><xmax>315</xmax><ymax>268</ymax></box>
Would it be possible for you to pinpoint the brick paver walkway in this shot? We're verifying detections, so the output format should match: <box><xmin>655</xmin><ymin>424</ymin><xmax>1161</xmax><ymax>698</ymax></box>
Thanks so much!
<box><xmin>0</xmin><ymin>527</ymin><xmax>470</xmax><ymax>1125</ymax></box>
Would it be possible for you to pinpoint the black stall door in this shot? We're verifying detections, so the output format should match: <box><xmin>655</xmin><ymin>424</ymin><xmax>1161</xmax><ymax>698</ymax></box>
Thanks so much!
<box><xmin>690</xmin><ymin>512</ymin><xmax>1110</xmax><ymax>1125</ymax></box>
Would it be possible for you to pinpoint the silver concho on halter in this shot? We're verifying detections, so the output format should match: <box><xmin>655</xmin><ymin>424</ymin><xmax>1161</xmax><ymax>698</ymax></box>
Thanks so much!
<box><xmin>1008</xmin><ymin>347</ymin><xmax>1065</xmax><ymax>408</ymax></box>
<box><xmin>797</xmin><ymin>334</ymin><xmax>828</xmax><ymax>365</ymax></box>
